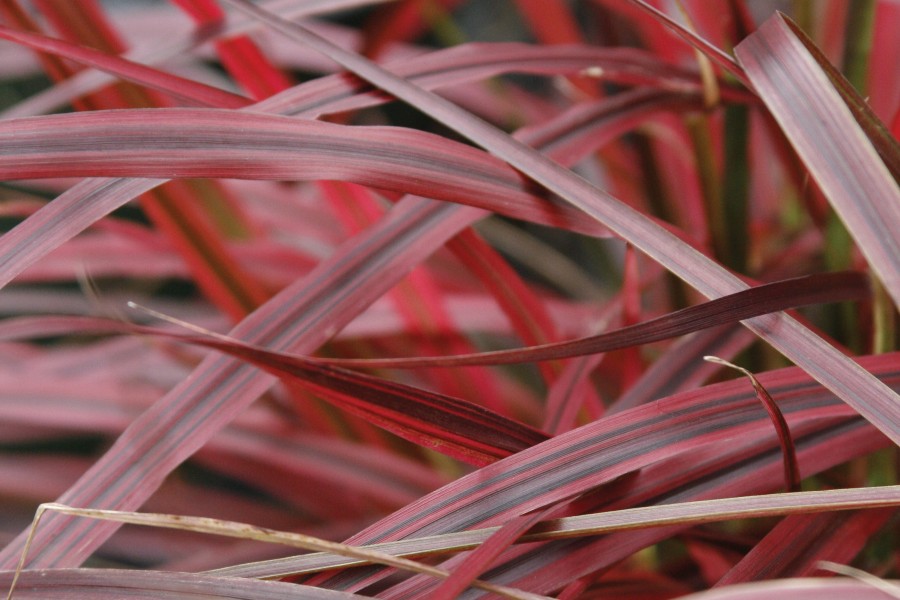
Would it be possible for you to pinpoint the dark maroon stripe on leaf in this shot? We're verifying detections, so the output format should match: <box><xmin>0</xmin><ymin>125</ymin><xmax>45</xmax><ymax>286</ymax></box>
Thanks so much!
<box><xmin>321</xmin><ymin>271</ymin><xmax>870</xmax><ymax>367</ymax></box>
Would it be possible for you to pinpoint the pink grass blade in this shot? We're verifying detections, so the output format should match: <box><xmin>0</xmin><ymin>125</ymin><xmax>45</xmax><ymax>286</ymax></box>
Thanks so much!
<box><xmin>174</xmin><ymin>0</ymin><xmax>294</xmax><ymax>101</ymax></box>
<box><xmin>378</xmin><ymin>424</ymin><xmax>892</xmax><ymax>598</ymax></box>
<box><xmin>221</xmin><ymin>0</ymin><xmax>900</xmax><ymax>447</ymax></box>
<box><xmin>0</xmin><ymin>0</ymin><xmax>393</xmax><ymax>119</ymax></box>
<box><xmin>674</xmin><ymin>578</ymin><xmax>900</xmax><ymax>600</ymax></box>
<box><xmin>317</xmin><ymin>271</ymin><xmax>870</xmax><ymax>367</ymax></box>
<box><xmin>7</xmin><ymin>0</ymin><xmax>274</xmax><ymax>319</ymax></box>
<box><xmin>446</xmin><ymin>230</ymin><xmax>563</xmax><ymax>385</ymax></box>
<box><xmin>0</xmin><ymin>107</ymin><xmax>612</xmax><ymax>237</ymax></box>
<box><xmin>0</xmin><ymin>24</ymin><xmax>251</xmax><ymax>108</ymax></box>
<box><xmin>0</xmin><ymin>177</ymin><xmax>169</xmax><ymax>292</ymax></box>
<box><xmin>259</xmin><ymin>43</ymin><xmax>750</xmax><ymax>119</ymax></box>
<box><xmin>0</xmin><ymin>568</ymin><xmax>364</xmax><ymax>599</ymax></box>
<box><xmin>623</xmin><ymin>0</ymin><xmax>751</xmax><ymax>88</ymax></box>
<box><xmin>762</xmin><ymin>12</ymin><xmax>900</xmax><ymax>181</ymax></box>
<box><xmin>320</xmin><ymin>181</ymin><xmax>504</xmax><ymax>406</ymax></box>
<box><xmin>0</xmin><ymin>318</ymin><xmax>445</xmax><ymax>511</ymax></box>
<box><xmin>735</xmin><ymin>13</ymin><xmax>900</xmax><ymax>310</ymax></box>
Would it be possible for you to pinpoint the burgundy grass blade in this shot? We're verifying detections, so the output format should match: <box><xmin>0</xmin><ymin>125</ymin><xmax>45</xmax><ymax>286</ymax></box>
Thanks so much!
<box><xmin>318</xmin><ymin>271</ymin><xmax>870</xmax><ymax>367</ymax></box>
<box><xmin>221</xmin><ymin>0</ymin><xmax>900</xmax><ymax>448</ymax></box>
<box><xmin>705</xmin><ymin>357</ymin><xmax>801</xmax><ymax>493</ymax></box>
<box><xmin>717</xmin><ymin>509</ymin><xmax>894</xmax><ymax>585</ymax></box>
<box><xmin>0</xmin><ymin>311</ymin><xmax>548</xmax><ymax>466</ymax></box>
<box><xmin>0</xmin><ymin>198</ymin><xmax>482</xmax><ymax>570</ymax></box>
<box><xmin>392</xmin><ymin>422</ymin><xmax>890</xmax><ymax>598</ymax></box>
<box><xmin>430</xmin><ymin>505</ymin><xmax>560</xmax><ymax>600</ymax></box>
<box><xmin>157</xmin><ymin>330</ymin><xmax>550</xmax><ymax>466</ymax></box>
<box><xmin>214</xmin><ymin>409</ymin><xmax>895</xmax><ymax>583</ymax></box>
<box><xmin>735</xmin><ymin>13</ymin><xmax>900</xmax><ymax>310</ymax></box>
<box><xmin>0</xmin><ymin>321</ymin><xmax>445</xmax><ymax>514</ymax></box>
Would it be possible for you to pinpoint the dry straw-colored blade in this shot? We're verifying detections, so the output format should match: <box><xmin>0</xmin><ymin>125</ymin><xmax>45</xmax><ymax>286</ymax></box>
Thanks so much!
<box><xmin>5</xmin><ymin>504</ymin><xmax>550</xmax><ymax>600</ymax></box>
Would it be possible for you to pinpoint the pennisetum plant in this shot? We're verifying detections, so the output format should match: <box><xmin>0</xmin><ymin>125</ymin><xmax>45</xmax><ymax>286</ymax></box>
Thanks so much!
<box><xmin>0</xmin><ymin>0</ymin><xmax>897</xmax><ymax>598</ymax></box>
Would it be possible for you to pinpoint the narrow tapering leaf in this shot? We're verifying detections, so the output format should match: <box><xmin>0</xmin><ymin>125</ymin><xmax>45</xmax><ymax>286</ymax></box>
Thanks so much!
<box><xmin>736</xmin><ymin>13</ymin><xmax>900</xmax><ymax>310</ymax></box>
<box><xmin>319</xmin><ymin>272</ymin><xmax>870</xmax><ymax>367</ymax></box>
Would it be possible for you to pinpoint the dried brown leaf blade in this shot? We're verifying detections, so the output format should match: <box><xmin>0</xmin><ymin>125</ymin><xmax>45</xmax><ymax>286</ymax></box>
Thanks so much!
<box><xmin>5</xmin><ymin>504</ymin><xmax>550</xmax><ymax>600</ymax></box>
